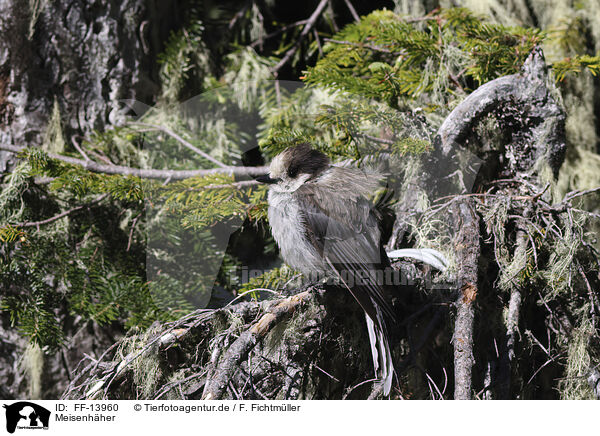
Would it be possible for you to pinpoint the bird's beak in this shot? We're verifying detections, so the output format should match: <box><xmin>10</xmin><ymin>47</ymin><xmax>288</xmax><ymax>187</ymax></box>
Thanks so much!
<box><xmin>254</xmin><ymin>174</ymin><xmax>280</xmax><ymax>184</ymax></box>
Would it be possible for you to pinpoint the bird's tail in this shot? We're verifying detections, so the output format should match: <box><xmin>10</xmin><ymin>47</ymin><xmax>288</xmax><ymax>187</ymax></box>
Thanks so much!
<box><xmin>365</xmin><ymin>310</ymin><xmax>394</xmax><ymax>396</ymax></box>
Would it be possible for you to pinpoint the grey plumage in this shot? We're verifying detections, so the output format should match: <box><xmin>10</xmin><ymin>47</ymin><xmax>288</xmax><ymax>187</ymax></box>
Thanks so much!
<box><xmin>258</xmin><ymin>144</ymin><xmax>396</xmax><ymax>396</ymax></box>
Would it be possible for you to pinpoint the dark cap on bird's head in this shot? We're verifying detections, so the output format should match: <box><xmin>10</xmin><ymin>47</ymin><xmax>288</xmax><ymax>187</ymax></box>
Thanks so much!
<box><xmin>255</xmin><ymin>143</ymin><xmax>330</xmax><ymax>184</ymax></box>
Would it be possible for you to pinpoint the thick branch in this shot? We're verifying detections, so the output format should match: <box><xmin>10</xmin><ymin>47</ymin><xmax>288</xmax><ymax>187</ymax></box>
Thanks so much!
<box><xmin>451</xmin><ymin>200</ymin><xmax>480</xmax><ymax>400</ymax></box>
<box><xmin>437</xmin><ymin>47</ymin><xmax>566</xmax><ymax>178</ymax></box>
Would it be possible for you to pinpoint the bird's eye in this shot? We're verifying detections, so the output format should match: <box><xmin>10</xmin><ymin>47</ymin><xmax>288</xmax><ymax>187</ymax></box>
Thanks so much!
<box><xmin>288</xmin><ymin>166</ymin><xmax>299</xmax><ymax>178</ymax></box>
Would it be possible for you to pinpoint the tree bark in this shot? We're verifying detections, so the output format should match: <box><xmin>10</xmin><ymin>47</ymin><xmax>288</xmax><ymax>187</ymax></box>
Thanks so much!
<box><xmin>0</xmin><ymin>0</ymin><xmax>180</xmax><ymax>399</ymax></box>
<box><xmin>0</xmin><ymin>0</ymin><xmax>179</xmax><ymax>170</ymax></box>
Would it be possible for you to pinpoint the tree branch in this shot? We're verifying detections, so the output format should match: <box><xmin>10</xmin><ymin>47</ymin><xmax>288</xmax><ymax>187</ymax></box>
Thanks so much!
<box><xmin>451</xmin><ymin>199</ymin><xmax>480</xmax><ymax>400</ymax></box>
<box><xmin>250</xmin><ymin>20</ymin><xmax>309</xmax><ymax>49</ymax></box>
<box><xmin>0</xmin><ymin>143</ymin><xmax>267</xmax><ymax>180</ymax></box>
<box><xmin>186</xmin><ymin>180</ymin><xmax>260</xmax><ymax>191</ymax></box>
<box><xmin>271</xmin><ymin>0</ymin><xmax>328</xmax><ymax>73</ymax></box>
<box><xmin>343</xmin><ymin>0</ymin><xmax>360</xmax><ymax>22</ymax></box>
<box><xmin>323</xmin><ymin>38</ymin><xmax>395</xmax><ymax>54</ymax></box>
<box><xmin>202</xmin><ymin>291</ymin><xmax>312</xmax><ymax>400</ymax></box>
<box><xmin>437</xmin><ymin>46</ymin><xmax>566</xmax><ymax>178</ymax></box>
<box><xmin>14</xmin><ymin>194</ymin><xmax>109</xmax><ymax>228</ymax></box>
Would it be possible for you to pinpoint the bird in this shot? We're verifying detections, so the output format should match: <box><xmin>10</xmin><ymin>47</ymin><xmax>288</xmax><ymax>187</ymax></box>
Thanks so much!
<box><xmin>255</xmin><ymin>143</ymin><xmax>397</xmax><ymax>396</ymax></box>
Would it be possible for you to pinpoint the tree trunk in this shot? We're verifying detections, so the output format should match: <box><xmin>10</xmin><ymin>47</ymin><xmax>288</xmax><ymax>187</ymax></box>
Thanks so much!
<box><xmin>0</xmin><ymin>0</ymin><xmax>179</xmax><ymax>399</ymax></box>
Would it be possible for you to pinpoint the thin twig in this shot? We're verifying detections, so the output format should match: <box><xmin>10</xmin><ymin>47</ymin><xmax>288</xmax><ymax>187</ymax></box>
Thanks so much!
<box><xmin>229</xmin><ymin>0</ymin><xmax>251</xmax><ymax>29</ymax></box>
<box><xmin>313</xmin><ymin>28</ymin><xmax>323</xmax><ymax>57</ymax></box>
<box><xmin>126</xmin><ymin>213</ymin><xmax>141</xmax><ymax>252</ymax></box>
<box><xmin>225</xmin><ymin>288</ymin><xmax>282</xmax><ymax>307</ymax></box>
<box><xmin>249</xmin><ymin>20</ymin><xmax>309</xmax><ymax>48</ymax></box>
<box><xmin>312</xmin><ymin>363</ymin><xmax>340</xmax><ymax>382</ymax></box>
<box><xmin>564</xmin><ymin>186</ymin><xmax>600</xmax><ymax>202</ymax></box>
<box><xmin>88</xmin><ymin>149</ymin><xmax>116</xmax><ymax>166</ymax></box>
<box><xmin>342</xmin><ymin>378</ymin><xmax>379</xmax><ymax>399</ymax></box>
<box><xmin>131</xmin><ymin>122</ymin><xmax>228</xmax><ymax>168</ymax></box>
<box><xmin>326</xmin><ymin>0</ymin><xmax>339</xmax><ymax>32</ymax></box>
<box><xmin>271</xmin><ymin>0</ymin><xmax>328</xmax><ymax>73</ymax></box>
<box><xmin>422</xmin><ymin>368</ymin><xmax>444</xmax><ymax>400</ymax></box>
<box><xmin>71</xmin><ymin>137</ymin><xmax>90</xmax><ymax>161</ymax></box>
<box><xmin>343</xmin><ymin>0</ymin><xmax>360</xmax><ymax>22</ymax></box>
<box><xmin>14</xmin><ymin>194</ymin><xmax>109</xmax><ymax>228</ymax></box>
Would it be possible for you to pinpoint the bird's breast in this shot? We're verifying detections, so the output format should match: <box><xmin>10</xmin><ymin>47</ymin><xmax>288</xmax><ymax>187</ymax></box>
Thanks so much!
<box><xmin>267</xmin><ymin>190</ymin><xmax>325</xmax><ymax>275</ymax></box>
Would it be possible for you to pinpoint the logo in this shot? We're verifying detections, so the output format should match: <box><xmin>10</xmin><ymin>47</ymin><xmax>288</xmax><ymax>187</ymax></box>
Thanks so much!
<box><xmin>2</xmin><ymin>402</ymin><xmax>50</xmax><ymax>434</ymax></box>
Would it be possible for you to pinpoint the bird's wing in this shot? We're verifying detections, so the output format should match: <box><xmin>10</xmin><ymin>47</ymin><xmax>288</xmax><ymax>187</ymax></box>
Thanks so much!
<box><xmin>294</xmin><ymin>182</ymin><xmax>396</xmax><ymax>323</ymax></box>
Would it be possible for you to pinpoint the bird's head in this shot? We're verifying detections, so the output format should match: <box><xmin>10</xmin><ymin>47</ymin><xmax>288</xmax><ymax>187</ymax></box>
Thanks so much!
<box><xmin>255</xmin><ymin>143</ymin><xmax>330</xmax><ymax>192</ymax></box>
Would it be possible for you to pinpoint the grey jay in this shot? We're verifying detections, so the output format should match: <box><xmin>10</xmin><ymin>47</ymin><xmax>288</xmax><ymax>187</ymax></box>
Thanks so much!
<box><xmin>256</xmin><ymin>143</ymin><xmax>396</xmax><ymax>396</ymax></box>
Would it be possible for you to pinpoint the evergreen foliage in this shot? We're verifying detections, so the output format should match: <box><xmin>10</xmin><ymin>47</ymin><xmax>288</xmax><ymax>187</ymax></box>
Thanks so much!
<box><xmin>304</xmin><ymin>8</ymin><xmax>543</xmax><ymax>109</ymax></box>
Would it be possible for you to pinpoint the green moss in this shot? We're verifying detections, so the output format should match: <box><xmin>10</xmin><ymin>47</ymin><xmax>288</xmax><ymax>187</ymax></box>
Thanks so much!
<box><xmin>560</xmin><ymin>316</ymin><xmax>596</xmax><ymax>399</ymax></box>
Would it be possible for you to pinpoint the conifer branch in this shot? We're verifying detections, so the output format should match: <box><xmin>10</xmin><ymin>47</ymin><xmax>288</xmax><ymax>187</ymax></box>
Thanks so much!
<box><xmin>186</xmin><ymin>180</ymin><xmax>260</xmax><ymax>191</ymax></box>
<box><xmin>323</xmin><ymin>38</ymin><xmax>395</xmax><ymax>53</ymax></box>
<box><xmin>0</xmin><ymin>144</ymin><xmax>267</xmax><ymax>180</ymax></box>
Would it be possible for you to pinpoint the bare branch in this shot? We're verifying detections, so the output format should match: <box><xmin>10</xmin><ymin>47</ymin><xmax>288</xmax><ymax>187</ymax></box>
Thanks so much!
<box><xmin>271</xmin><ymin>0</ymin><xmax>329</xmax><ymax>73</ymax></box>
<box><xmin>437</xmin><ymin>47</ymin><xmax>566</xmax><ymax>178</ymax></box>
<box><xmin>71</xmin><ymin>137</ymin><xmax>90</xmax><ymax>162</ymax></box>
<box><xmin>343</xmin><ymin>0</ymin><xmax>360</xmax><ymax>22</ymax></box>
<box><xmin>506</xmin><ymin>206</ymin><xmax>532</xmax><ymax>370</ymax></box>
<box><xmin>14</xmin><ymin>194</ymin><xmax>109</xmax><ymax>228</ymax></box>
<box><xmin>0</xmin><ymin>143</ymin><xmax>267</xmax><ymax>180</ymax></box>
<box><xmin>249</xmin><ymin>20</ymin><xmax>309</xmax><ymax>48</ymax></box>
<box><xmin>564</xmin><ymin>186</ymin><xmax>600</xmax><ymax>202</ymax></box>
<box><xmin>451</xmin><ymin>200</ymin><xmax>480</xmax><ymax>400</ymax></box>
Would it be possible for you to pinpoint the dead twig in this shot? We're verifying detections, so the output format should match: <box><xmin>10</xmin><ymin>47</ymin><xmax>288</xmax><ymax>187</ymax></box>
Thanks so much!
<box><xmin>271</xmin><ymin>0</ymin><xmax>329</xmax><ymax>73</ymax></box>
<box><xmin>343</xmin><ymin>0</ymin><xmax>360</xmax><ymax>22</ymax></box>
